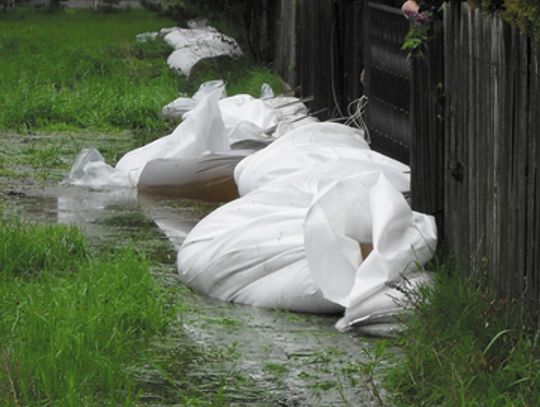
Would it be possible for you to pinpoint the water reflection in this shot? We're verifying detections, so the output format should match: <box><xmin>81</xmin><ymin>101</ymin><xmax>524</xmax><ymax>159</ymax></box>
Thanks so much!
<box><xmin>1</xmin><ymin>185</ymin><xmax>390</xmax><ymax>405</ymax></box>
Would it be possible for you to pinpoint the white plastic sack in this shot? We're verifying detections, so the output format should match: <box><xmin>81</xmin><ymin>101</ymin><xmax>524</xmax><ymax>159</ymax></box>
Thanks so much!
<box><xmin>136</xmin><ymin>32</ymin><xmax>158</xmax><ymax>43</ymax></box>
<box><xmin>177</xmin><ymin>162</ymin><xmax>347</xmax><ymax>314</ymax></box>
<box><xmin>234</xmin><ymin>122</ymin><xmax>409</xmax><ymax>196</ymax></box>
<box><xmin>177</xmin><ymin>159</ymin><xmax>437</xmax><ymax>326</ymax></box>
<box><xmin>137</xmin><ymin>154</ymin><xmax>244</xmax><ymax>201</ymax></box>
<box><xmin>303</xmin><ymin>173</ymin><xmax>437</xmax><ymax>330</ymax></box>
<box><xmin>219</xmin><ymin>94</ymin><xmax>279</xmax><ymax>132</ymax></box>
<box><xmin>163</xmin><ymin>26</ymin><xmax>243</xmax><ymax>76</ymax></box>
<box><xmin>116</xmin><ymin>88</ymin><xmax>228</xmax><ymax>186</ymax></box>
<box><xmin>65</xmin><ymin>148</ymin><xmax>130</xmax><ymax>189</ymax></box>
<box><xmin>162</xmin><ymin>80</ymin><xmax>226</xmax><ymax>119</ymax></box>
<box><xmin>67</xmin><ymin>87</ymin><xmax>294</xmax><ymax>192</ymax></box>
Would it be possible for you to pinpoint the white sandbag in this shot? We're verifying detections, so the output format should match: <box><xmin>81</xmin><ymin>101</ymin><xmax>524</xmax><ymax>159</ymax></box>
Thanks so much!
<box><xmin>303</xmin><ymin>173</ymin><xmax>437</xmax><ymax>329</ymax></box>
<box><xmin>65</xmin><ymin>148</ymin><xmax>130</xmax><ymax>189</ymax></box>
<box><xmin>116</xmin><ymin>89</ymin><xmax>228</xmax><ymax>186</ymax></box>
<box><xmin>219</xmin><ymin>94</ymin><xmax>279</xmax><ymax>132</ymax></box>
<box><xmin>264</xmin><ymin>95</ymin><xmax>310</xmax><ymax>119</ymax></box>
<box><xmin>162</xmin><ymin>81</ymin><xmax>312</xmax><ymax>143</ymax></box>
<box><xmin>164</xmin><ymin>26</ymin><xmax>243</xmax><ymax>76</ymax></box>
<box><xmin>234</xmin><ymin>122</ymin><xmax>409</xmax><ymax>196</ymax></box>
<box><xmin>136</xmin><ymin>32</ymin><xmax>158</xmax><ymax>43</ymax></box>
<box><xmin>176</xmin><ymin>159</ymin><xmax>436</xmax><ymax>323</ymax></box>
<box><xmin>67</xmin><ymin>87</ymin><xmax>290</xmax><ymax>192</ymax></box>
<box><xmin>273</xmin><ymin>116</ymin><xmax>320</xmax><ymax>139</ymax></box>
<box><xmin>177</xmin><ymin>165</ymin><xmax>344</xmax><ymax>314</ymax></box>
<box><xmin>187</xmin><ymin>18</ymin><xmax>209</xmax><ymax>29</ymax></box>
<box><xmin>162</xmin><ymin>80</ymin><xmax>226</xmax><ymax>119</ymax></box>
<box><xmin>260</xmin><ymin>83</ymin><xmax>274</xmax><ymax>99</ymax></box>
<box><xmin>137</xmin><ymin>154</ymin><xmax>244</xmax><ymax>201</ymax></box>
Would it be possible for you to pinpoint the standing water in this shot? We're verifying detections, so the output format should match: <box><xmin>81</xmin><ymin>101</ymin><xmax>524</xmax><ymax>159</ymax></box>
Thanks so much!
<box><xmin>2</xmin><ymin>182</ymin><xmax>395</xmax><ymax>406</ymax></box>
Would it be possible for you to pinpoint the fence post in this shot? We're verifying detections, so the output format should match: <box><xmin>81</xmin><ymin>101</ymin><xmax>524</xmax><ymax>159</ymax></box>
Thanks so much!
<box><xmin>410</xmin><ymin>20</ymin><xmax>445</xmax><ymax>229</ymax></box>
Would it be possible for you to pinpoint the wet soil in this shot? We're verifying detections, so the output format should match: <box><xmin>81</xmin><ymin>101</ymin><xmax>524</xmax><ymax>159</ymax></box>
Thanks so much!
<box><xmin>0</xmin><ymin>132</ymin><xmax>394</xmax><ymax>406</ymax></box>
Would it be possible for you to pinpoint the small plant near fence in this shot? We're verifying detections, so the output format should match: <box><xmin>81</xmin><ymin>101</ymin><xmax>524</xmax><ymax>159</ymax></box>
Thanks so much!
<box><xmin>383</xmin><ymin>261</ymin><xmax>540</xmax><ymax>405</ymax></box>
<box><xmin>403</xmin><ymin>0</ymin><xmax>540</xmax><ymax>57</ymax></box>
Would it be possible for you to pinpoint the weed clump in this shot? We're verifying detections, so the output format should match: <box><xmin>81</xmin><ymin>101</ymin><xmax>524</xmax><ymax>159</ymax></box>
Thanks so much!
<box><xmin>0</xmin><ymin>220</ymin><xmax>170</xmax><ymax>405</ymax></box>
<box><xmin>384</xmin><ymin>262</ymin><xmax>540</xmax><ymax>405</ymax></box>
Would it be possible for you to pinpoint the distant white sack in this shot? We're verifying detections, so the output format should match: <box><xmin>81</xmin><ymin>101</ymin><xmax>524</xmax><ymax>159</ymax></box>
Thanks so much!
<box><xmin>161</xmin><ymin>22</ymin><xmax>243</xmax><ymax>76</ymax></box>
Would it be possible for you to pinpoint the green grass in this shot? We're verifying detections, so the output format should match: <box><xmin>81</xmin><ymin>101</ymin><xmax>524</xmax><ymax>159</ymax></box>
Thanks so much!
<box><xmin>0</xmin><ymin>220</ymin><xmax>170</xmax><ymax>405</ymax></box>
<box><xmin>0</xmin><ymin>7</ymin><xmax>282</xmax><ymax>137</ymax></box>
<box><xmin>0</xmin><ymin>8</ymin><xmax>180</xmax><ymax>134</ymax></box>
<box><xmin>383</xmin><ymin>262</ymin><xmax>540</xmax><ymax>406</ymax></box>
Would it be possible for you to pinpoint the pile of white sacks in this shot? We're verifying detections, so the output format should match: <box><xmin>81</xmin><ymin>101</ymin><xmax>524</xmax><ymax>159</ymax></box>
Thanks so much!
<box><xmin>68</xmin><ymin>80</ymin><xmax>437</xmax><ymax>334</ymax></box>
<box><xmin>67</xmin><ymin>80</ymin><xmax>313</xmax><ymax>196</ymax></box>
<box><xmin>137</xmin><ymin>19</ymin><xmax>243</xmax><ymax>77</ymax></box>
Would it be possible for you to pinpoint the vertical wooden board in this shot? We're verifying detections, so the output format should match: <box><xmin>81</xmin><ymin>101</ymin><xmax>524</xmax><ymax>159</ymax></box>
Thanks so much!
<box><xmin>295</xmin><ymin>0</ymin><xmax>338</xmax><ymax>119</ymax></box>
<box><xmin>512</xmin><ymin>34</ymin><xmax>529</xmax><ymax>300</ymax></box>
<box><xmin>274</xmin><ymin>0</ymin><xmax>297</xmax><ymax>86</ymax></box>
<box><xmin>502</xmin><ymin>27</ymin><xmax>520</xmax><ymax>299</ymax></box>
<box><xmin>449</xmin><ymin>1</ymin><xmax>464</xmax><ymax>261</ymax></box>
<box><xmin>486</xmin><ymin>14</ymin><xmax>496</xmax><ymax>282</ymax></box>
<box><xmin>500</xmin><ymin>26</ymin><xmax>515</xmax><ymax>299</ymax></box>
<box><xmin>536</xmin><ymin>48</ymin><xmax>540</xmax><ymax>325</ymax></box>
<box><xmin>411</xmin><ymin>19</ymin><xmax>444</xmax><ymax>223</ymax></box>
<box><xmin>528</xmin><ymin>45</ymin><xmax>540</xmax><ymax>325</ymax></box>
<box><xmin>488</xmin><ymin>17</ymin><xmax>504</xmax><ymax>295</ymax></box>
<box><xmin>458</xmin><ymin>2</ymin><xmax>471</xmax><ymax>267</ymax></box>
<box><xmin>340</xmin><ymin>1</ymin><xmax>364</xmax><ymax>106</ymax></box>
<box><xmin>479</xmin><ymin>12</ymin><xmax>492</xmax><ymax>288</ymax></box>
<box><xmin>468</xmin><ymin>7</ymin><xmax>480</xmax><ymax>271</ymax></box>
<box><xmin>491</xmin><ymin>20</ymin><xmax>504</xmax><ymax>294</ymax></box>
<box><xmin>443</xmin><ymin>1</ymin><xmax>456</xmax><ymax>253</ymax></box>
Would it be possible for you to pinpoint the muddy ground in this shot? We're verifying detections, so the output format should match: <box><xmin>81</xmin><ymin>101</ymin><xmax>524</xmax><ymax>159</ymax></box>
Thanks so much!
<box><xmin>1</xmin><ymin>131</ymin><xmax>396</xmax><ymax>406</ymax></box>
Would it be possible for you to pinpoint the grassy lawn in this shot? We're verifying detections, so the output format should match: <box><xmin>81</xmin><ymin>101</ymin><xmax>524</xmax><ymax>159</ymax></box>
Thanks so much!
<box><xmin>0</xmin><ymin>221</ymin><xmax>170</xmax><ymax>405</ymax></box>
<box><xmin>0</xmin><ymin>6</ymin><xmax>284</xmax><ymax>406</ymax></box>
<box><xmin>0</xmin><ymin>7</ymin><xmax>281</xmax><ymax>136</ymax></box>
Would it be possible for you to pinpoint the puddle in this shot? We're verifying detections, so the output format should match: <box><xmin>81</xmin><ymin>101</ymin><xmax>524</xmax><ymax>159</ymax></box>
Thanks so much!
<box><xmin>1</xmin><ymin>185</ymin><xmax>394</xmax><ymax>406</ymax></box>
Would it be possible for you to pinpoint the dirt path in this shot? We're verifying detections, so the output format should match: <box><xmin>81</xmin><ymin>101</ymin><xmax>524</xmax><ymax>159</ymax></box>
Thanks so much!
<box><xmin>1</xmin><ymin>132</ymin><xmax>393</xmax><ymax>406</ymax></box>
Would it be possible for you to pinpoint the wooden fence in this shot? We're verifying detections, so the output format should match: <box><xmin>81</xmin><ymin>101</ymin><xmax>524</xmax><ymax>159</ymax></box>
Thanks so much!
<box><xmin>444</xmin><ymin>2</ymin><xmax>540</xmax><ymax>325</ymax></box>
<box><xmin>250</xmin><ymin>0</ymin><xmax>410</xmax><ymax>161</ymax></box>
<box><xmin>249</xmin><ymin>0</ymin><xmax>366</xmax><ymax>121</ymax></box>
<box><xmin>249</xmin><ymin>0</ymin><xmax>540</xmax><ymax>325</ymax></box>
<box><xmin>410</xmin><ymin>20</ymin><xmax>444</xmax><ymax>220</ymax></box>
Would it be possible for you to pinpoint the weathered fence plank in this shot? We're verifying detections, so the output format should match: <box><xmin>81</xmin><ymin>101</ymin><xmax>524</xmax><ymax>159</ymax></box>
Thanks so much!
<box><xmin>444</xmin><ymin>2</ymin><xmax>540</xmax><ymax>325</ymax></box>
<box><xmin>274</xmin><ymin>0</ymin><xmax>297</xmax><ymax>86</ymax></box>
<box><xmin>410</xmin><ymin>20</ymin><xmax>444</xmax><ymax>220</ymax></box>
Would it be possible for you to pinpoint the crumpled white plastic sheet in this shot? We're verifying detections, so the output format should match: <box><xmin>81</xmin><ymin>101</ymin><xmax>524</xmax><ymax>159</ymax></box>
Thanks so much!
<box><xmin>303</xmin><ymin>172</ymin><xmax>436</xmax><ymax>330</ymax></box>
<box><xmin>162</xmin><ymin>80</ymin><xmax>226</xmax><ymax>120</ymax></box>
<box><xmin>66</xmin><ymin>89</ymin><xmax>230</xmax><ymax>190</ymax></box>
<box><xmin>177</xmin><ymin>135</ymin><xmax>437</xmax><ymax>331</ymax></box>
<box><xmin>66</xmin><ymin>82</ymin><xmax>314</xmax><ymax>196</ymax></box>
<box><xmin>137</xmin><ymin>154</ymin><xmax>245</xmax><ymax>201</ymax></box>
<box><xmin>117</xmin><ymin>89</ymin><xmax>229</xmax><ymax>186</ymax></box>
<box><xmin>234</xmin><ymin>122</ymin><xmax>408</xmax><ymax>196</ymax></box>
<box><xmin>136</xmin><ymin>32</ymin><xmax>159</xmax><ymax>43</ymax></box>
<box><xmin>160</xmin><ymin>23</ymin><xmax>243</xmax><ymax>76</ymax></box>
<box><xmin>163</xmin><ymin>80</ymin><xmax>313</xmax><ymax>139</ymax></box>
<box><xmin>66</xmin><ymin>148</ymin><xmax>130</xmax><ymax>189</ymax></box>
